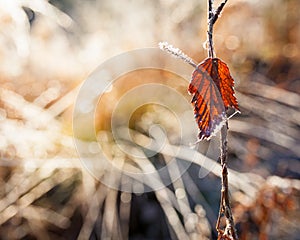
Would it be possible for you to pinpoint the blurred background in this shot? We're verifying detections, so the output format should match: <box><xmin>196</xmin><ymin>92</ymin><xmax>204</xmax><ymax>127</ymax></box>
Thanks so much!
<box><xmin>0</xmin><ymin>0</ymin><xmax>299</xmax><ymax>239</ymax></box>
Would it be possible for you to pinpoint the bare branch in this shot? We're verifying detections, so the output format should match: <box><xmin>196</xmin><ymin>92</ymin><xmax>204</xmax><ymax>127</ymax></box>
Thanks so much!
<box><xmin>207</xmin><ymin>0</ymin><xmax>214</xmax><ymax>57</ymax></box>
<box><xmin>159</xmin><ymin>1</ymin><xmax>238</xmax><ymax>238</ymax></box>
<box><xmin>207</xmin><ymin>1</ymin><xmax>239</xmax><ymax>239</ymax></box>
<box><xmin>208</xmin><ymin>0</ymin><xmax>213</xmax><ymax>20</ymax></box>
<box><xmin>216</xmin><ymin>123</ymin><xmax>239</xmax><ymax>239</ymax></box>
<box><xmin>212</xmin><ymin>0</ymin><xmax>228</xmax><ymax>25</ymax></box>
<box><xmin>159</xmin><ymin>42</ymin><xmax>197</xmax><ymax>68</ymax></box>
<box><xmin>207</xmin><ymin>0</ymin><xmax>228</xmax><ymax>58</ymax></box>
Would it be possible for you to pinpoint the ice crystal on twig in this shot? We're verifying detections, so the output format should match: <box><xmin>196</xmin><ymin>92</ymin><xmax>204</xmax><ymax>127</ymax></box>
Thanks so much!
<box><xmin>159</xmin><ymin>42</ymin><xmax>197</xmax><ymax>68</ymax></box>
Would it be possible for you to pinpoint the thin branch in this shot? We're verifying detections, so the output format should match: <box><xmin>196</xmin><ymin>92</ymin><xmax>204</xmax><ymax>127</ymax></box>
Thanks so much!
<box><xmin>159</xmin><ymin>1</ymin><xmax>238</xmax><ymax>238</ymax></box>
<box><xmin>216</xmin><ymin>123</ymin><xmax>238</xmax><ymax>239</ymax></box>
<box><xmin>212</xmin><ymin>0</ymin><xmax>228</xmax><ymax>25</ymax></box>
<box><xmin>207</xmin><ymin>0</ymin><xmax>239</xmax><ymax>239</ymax></box>
<box><xmin>207</xmin><ymin>0</ymin><xmax>228</xmax><ymax>58</ymax></box>
<box><xmin>208</xmin><ymin>0</ymin><xmax>213</xmax><ymax>20</ymax></box>
<box><xmin>159</xmin><ymin>42</ymin><xmax>197</xmax><ymax>68</ymax></box>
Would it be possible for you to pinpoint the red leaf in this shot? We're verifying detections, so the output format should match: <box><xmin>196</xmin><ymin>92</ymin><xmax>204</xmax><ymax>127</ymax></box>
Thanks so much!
<box><xmin>188</xmin><ymin>58</ymin><xmax>239</xmax><ymax>140</ymax></box>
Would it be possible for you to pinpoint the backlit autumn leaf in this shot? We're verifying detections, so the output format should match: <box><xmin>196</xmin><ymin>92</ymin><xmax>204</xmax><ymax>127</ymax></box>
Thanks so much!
<box><xmin>188</xmin><ymin>57</ymin><xmax>239</xmax><ymax>140</ymax></box>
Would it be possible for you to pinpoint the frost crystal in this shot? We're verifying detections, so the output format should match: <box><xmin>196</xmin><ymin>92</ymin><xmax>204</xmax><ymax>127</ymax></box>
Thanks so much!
<box><xmin>159</xmin><ymin>42</ymin><xmax>196</xmax><ymax>67</ymax></box>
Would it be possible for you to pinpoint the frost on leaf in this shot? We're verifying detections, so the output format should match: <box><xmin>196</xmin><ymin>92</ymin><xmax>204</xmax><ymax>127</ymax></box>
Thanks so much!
<box><xmin>188</xmin><ymin>58</ymin><xmax>239</xmax><ymax>140</ymax></box>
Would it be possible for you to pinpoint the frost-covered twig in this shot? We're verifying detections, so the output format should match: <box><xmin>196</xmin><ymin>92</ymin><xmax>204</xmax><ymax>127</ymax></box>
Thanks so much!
<box><xmin>159</xmin><ymin>1</ymin><xmax>238</xmax><ymax>238</ymax></box>
<box><xmin>159</xmin><ymin>42</ymin><xmax>197</xmax><ymax>68</ymax></box>
<box><xmin>207</xmin><ymin>0</ymin><xmax>239</xmax><ymax>239</ymax></box>
<box><xmin>207</xmin><ymin>0</ymin><xmax>227</xmax><ymax>58</ymax></box>
<box><xmin>216</xmin><ymin>123</ymin><xmax>239</xmax><ymax>240</ymax></box>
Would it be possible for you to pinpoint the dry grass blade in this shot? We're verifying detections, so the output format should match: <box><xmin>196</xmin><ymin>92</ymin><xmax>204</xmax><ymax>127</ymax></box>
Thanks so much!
<box><xmin>120</xmin><ymin>128</ymin><xmax>258</xmax><ymax>198</ymax></box>
<box><xmin>0</xmin><ymin>169</ymin><xmax>75</xmax><ymax>225</ymax></box>
<box><xmin>230</xmin><ymin>120</ymin><xmax>300</xmax><ymax>156</ymax></box>
<box><xmin>22</xmin><ymin>206</ymin><xmax>71</xmax><ymax>229</ymax></box>
<box><xmin>237</xmin><ymin>91</ymin><xmax>300</xmax><ymax>126</ymax></box>
<box><xmin>130</xmin><ymin>148</ymin><xmax>191</xmax><ymax>239</ymax></box>
<box><xmin>77</xmin><ymin>184</ymin><xmax>107</xmax><ymax>240</ymax></box>
<box><xmin>238</xmin><ymin>79</ymin><xmax>300</xmax><ymax>108</ymax></box>
<box><xmin>0</xmin><ymin>88</ymin><xmax>60</xmax><ymax>129</ymax></box>
<box><xmin>101</xmin><ymin>157</ymin><xmax>125</xmax><ymax>239</ymax></box>
<box><xmin>19</xmin><ymin>0</ymin><xmax>73</xmax><ymax>29</ymax></box>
